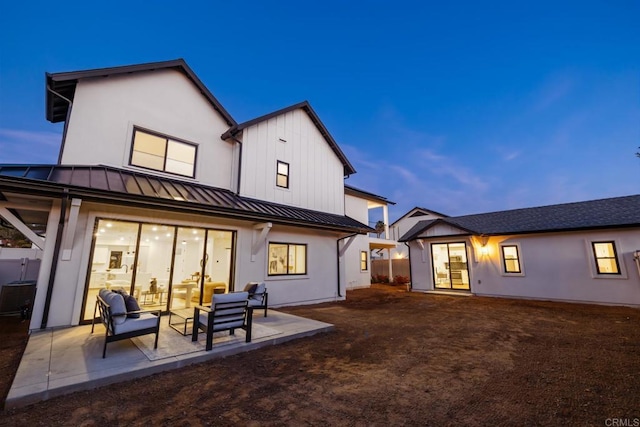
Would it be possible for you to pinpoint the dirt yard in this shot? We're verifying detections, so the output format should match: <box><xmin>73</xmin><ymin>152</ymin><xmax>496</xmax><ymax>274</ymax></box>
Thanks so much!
<box><xmin>1</xmin><ymin>284</ymin><xmax>639</xmax><ymax>426</ymax></box>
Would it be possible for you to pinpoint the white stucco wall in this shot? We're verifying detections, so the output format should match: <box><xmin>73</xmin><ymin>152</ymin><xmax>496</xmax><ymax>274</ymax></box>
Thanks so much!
<box><xmin>61</xmin><ymin>69</ymin><xmax>235</xmax><ymax>189</ymax></box>
<box><xmin>343</xmin><ymin>234</ymin><xmax>371</xmax><ymax>290</ymax></box>
<box><xmin>344</xmin><ymin>194</ymin><xmax>369</xmax><ymax>225</ymax></box>
<box><xmin>408</xmin><ymin>229</ymin><xmax>640</xmax><ymax>306</ymax></box>
<box><xmin>239</xmin><ymin>108</ymin><xmax>346</xmax><ymax>215</ymax></box>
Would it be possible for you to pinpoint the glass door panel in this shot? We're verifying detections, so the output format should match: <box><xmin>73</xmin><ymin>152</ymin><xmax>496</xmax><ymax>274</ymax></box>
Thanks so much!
<box><xmin>170</xmin><ymin>227</ymin><xmax>206</xmax><ymax>310</ymax></box>
<box><xmin>83</xmin><ymin>219</ymin><xmax>139</xmax><ymax>321</ymax></box>
<box><xmin>135</xmin><ymin>224</ymin><xmax>175</xmax><ymax>310</ymax></box>
<box><xmin>196</xmin><ymin>230</ymin><xmax>234</xmax><ymax>305</ymax></box>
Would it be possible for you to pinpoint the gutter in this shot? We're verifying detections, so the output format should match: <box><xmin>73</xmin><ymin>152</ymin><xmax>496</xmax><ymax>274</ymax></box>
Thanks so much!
<box><xmin>232</xmin><ymin>136</ymin><xmax>243</xmax><ymax>195</ymax></box>
<box><xmin>41</xmin><ymin>190</ymin><xmax>69</xmax><ymax>329</ymax></box>
<box><xmin>404</xmin><ymin>242</ymin><xmax>413</xmax><ymax>291</ymax></box>
<box><xmin>336</xmin><ymin>233</ymin><xmax>359</xmax><ymax>298</ymax></box>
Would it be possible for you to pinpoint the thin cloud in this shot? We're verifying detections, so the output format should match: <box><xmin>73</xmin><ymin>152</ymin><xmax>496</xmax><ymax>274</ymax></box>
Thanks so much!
<box><xmin>532</xmin><ymin>74</ymin><xmax>575</xmax><ymax>112</ymax></box>
<box><xmin>0</xmin><ymin>128</ymin><xmax>61</xmax><ymax>163</ymax></box>
<box><xmin>0</xmin><ymin>128</ymin><xmax>61</xmax><ymax>146</ymax></box>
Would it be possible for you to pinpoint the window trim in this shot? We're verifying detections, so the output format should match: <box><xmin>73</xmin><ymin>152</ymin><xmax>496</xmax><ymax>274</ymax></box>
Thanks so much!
<box><xmin>591</xmin><ymin>241</ymin><xmax>621</xmax><ymax>275</ymax></box>
<box><xmin>276</xmin><ymin>160</ymin><xmax>290</xmax><ymax>189</ymax></box>
<box><xmin>500</xmin><ymin>243</ymin><xmax>524</xmax><ymax>276</ymax></box>
<box><xmin>267</xmin><ymin>242</ymin><xmax>307</xmax><ymax>276</ymax></box>
<box><xmin>360</xmin><ymin>251</ymin><xmax>368</xmax><ymax>272</ymax></box>
<box><xmin>130</xmin><ymin>127</ymin><xmax>198</xmax><ymax>178</ymax></box>
<box><xmin>585</xmin><ymin>239</ymin><xmax>627</xmax><ymax>279</ymax></box>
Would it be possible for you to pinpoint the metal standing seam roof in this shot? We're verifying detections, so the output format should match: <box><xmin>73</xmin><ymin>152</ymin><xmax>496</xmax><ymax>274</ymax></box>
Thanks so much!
<box><xmin>0</xmin><ymin>165</ymin><xmax>372</xmax><ymax>233</ymax></box>
<box><xmin>399</xmin><ymin>194</ymin><xmax>640</xmax><ymax>241</ymax></box>
<box><xmin>344</xmin><ymin>184</ymin><xmax>395</xmax><ymax>205</ymax></box>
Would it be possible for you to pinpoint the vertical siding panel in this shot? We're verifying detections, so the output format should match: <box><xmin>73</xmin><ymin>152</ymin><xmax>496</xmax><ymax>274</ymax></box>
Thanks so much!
<box><xmin>240</xmin><ymin>107</ymin><xmax>347</xmax><ymax>215</ymax></box>
<box><xmin>266</xmin><ymin>118</ymin><xmax>277</xmax><ymax>204</ymax></box>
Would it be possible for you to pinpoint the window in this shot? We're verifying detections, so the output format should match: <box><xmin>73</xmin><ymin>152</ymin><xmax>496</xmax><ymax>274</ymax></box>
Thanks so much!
<box><xmin>501</xmin><ymin>245</ymin><xmax>521</xmax><ymax>273</ymax></box>
<box><xmin>360</xmin><ymin>251</ymin><xmax>368</xmax><ymax>271</ymax></box>
<box><xmin>276</xmin><ymin>161</ymin><xmax>289</xmax><ymax>188</ymax></box>
<box><xmin>592</xmin><ymin>241</ymin><xmax>620</xmax><ymax>274</ymax></box>
<box><xmin>268</xmin><ymin>242</ymin><xmax>306</xmax><ymax>275</ymax></box>
<box><xmin>131</xmin><ymin>128</ymin><xmax>197</xmax><ymax>177</ymax></box>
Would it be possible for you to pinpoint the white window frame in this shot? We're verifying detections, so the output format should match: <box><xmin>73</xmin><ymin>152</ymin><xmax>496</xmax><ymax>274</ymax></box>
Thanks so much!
<box><xmin>499</xmin><ymin>243</ymin><xmax>525</xmax><ymax>276</ymax></box>
<box><xmin>585</xmin><ymin>239</ymin><xmax>628</xmax><ymax>279</ymax></box>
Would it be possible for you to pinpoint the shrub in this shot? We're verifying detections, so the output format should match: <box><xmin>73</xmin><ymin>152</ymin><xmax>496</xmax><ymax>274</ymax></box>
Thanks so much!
<box><xmin>393</xmin><ymin>275</ymin><xmax>410</xmax><ymax>285</ymax></box>
<box><xmin>371</xmin><ymin>274</ymin><xmax>389</xmax><ymax>283</ymax></box>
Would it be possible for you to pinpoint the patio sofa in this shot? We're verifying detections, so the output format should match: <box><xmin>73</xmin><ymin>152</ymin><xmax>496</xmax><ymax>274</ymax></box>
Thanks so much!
<box><xmin>92</xmin><ymin>288</ymin><xmax>161</xmax><ymax>358</ymax></box>
<box><xmin>192</xmin><ymin>291</ymin><xmax>253</xmax><ymax>351</ymax></box>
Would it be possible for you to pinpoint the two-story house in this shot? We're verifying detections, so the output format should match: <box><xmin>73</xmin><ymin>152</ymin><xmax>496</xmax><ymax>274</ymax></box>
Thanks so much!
<box><xmin>0</xmin><ymin>59</ymin><xmax>380</xmax><ymax>330</ymax></box>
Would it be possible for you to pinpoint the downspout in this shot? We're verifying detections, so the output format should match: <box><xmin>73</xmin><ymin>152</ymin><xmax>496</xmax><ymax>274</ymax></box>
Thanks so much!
<box><xmin>41</xmin><ymin>190</ymin><xmax>69</xmax><ymax>329</ymax></box>
<box><xmin>231</xmin><ymin>135</ymin><xmax>243</xmax><ymax>195</ymax></box>
<box><xmin>404</xmin><ymin>242</ymin><xmax>413</xmax><ymax>291</ymax></box>
<box><xmin>336</xmin><ymin>233</ymin><xmax>359</xmax><ymax>298</ymax></box>
<box><xmin>46</xmin><ymin>85</ymin><xmax>73</xmax><ymax>165</ymax></box>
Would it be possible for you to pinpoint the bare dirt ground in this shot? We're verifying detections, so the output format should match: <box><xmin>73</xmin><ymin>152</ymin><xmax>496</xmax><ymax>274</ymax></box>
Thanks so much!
<box><xmin>1</xmin><ymin>284</ymin><xmax>639</xmax><ymax>426</ymax></box>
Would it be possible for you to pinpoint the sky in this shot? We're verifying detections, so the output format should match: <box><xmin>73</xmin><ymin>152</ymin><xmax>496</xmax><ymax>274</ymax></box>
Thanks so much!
<box><xmin>0</xmin><ymin>1</ymin><xmax>638</xmax><ymax>223</ymax></box>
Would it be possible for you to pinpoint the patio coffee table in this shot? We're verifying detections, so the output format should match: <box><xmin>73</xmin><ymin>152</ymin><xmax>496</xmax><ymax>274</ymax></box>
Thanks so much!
<box><xmin>168</xmin><ymin>307</ymin><xmax>195</xmax><ymax>336</ymax></box>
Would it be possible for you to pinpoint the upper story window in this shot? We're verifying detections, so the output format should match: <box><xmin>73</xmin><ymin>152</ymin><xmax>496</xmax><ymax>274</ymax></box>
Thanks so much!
<box><xmin>276</xmin><ymin>161</ymin><xmax>289</xmax><ymax>188</ymax></box>
<box><xmin>501</xmin><ymin>245</ymin><xmax>521</xmax><ymax>274</ymax></box>
<box><xmin>591</xmin><ymin>241</ymin><xmax>620</xmax><ymax>274</ymax></box>
<box><xmin>130</xmin><ymin>128</ymin><xmax>197</xmax><ymax>178</ymax></box>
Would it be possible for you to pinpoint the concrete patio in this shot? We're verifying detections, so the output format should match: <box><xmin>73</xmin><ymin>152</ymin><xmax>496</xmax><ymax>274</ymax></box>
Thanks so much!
<box><xmin>6</xmin><ymin>310</ymin><xmax>333</xmax><ymax>409</ymax></box>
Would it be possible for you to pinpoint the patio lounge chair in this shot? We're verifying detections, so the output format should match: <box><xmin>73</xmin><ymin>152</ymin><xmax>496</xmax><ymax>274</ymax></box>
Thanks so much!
<box><xmin>92</xmin><ymin>288</ymin><xmax>161</xmax><ymax>358</ymax></box>
<box><xmin>191</xmin><ymin>291</ymin><xmax>253</xmax><ymax>351</ymax></box>
<box><xmin>243</xmin><ymin>282</ymin><xmax>269</xmax><ymax>317</ymax></box>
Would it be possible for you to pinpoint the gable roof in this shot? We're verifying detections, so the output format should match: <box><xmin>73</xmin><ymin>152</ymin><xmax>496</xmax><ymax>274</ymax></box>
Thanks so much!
<box><xmin>390</xmin><ymin>206</ymin><xmax>448</xmax><ymax>227</ymax></box>
<box><xmin>399</xmin><ymin>195</ymin><xmax>640</xmax><ymax>241</ymax></box>
<box><xmin>221</xmin><ymin>101</ymin><xmax>356</xmax><ymax>176</ymax></box>
<box><xmin>0</xmin><ymin>164</ymin><xmax>372</xmax><ymax>234</ymax></box>
<box><xmin>344</xmin><ymin>184</ymin><xmax>395</xmax><ymax>205</ymax></box>
<box><xmin>46</xmin><ymin>59</ymin><xmax>237</xmax><ymax>126</ymax></box>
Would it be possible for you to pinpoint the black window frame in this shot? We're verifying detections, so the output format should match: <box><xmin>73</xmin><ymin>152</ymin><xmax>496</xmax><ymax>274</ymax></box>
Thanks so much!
<box><xmin>591</xmin><ymin>241</ymin><xmax>621</xmax><ymax>275</ymax></box>
<box><xmin>130</xmin><ymin>127</ymin><xmax>198</xmax><ymax>178</ymax></box>
<box><xmin>267</xmin><ymin>242</ymin><xmax>307</xmax><ymax>276</ymax></box>
<box><xmin>501</xmin><ymin>245</ymin><xmax>522</xmax><ymax>274</ymax></box>
<box><xmin>276</xmin><ymin>160</ymin><xmax>289</xmax><ymax>189</ymax></box>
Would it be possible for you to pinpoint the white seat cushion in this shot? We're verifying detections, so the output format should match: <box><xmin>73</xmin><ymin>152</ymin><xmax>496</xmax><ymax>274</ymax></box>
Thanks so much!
<box><xmin>113</xmin><ymin>313</ymin><xmax>158</xmax><ymax>334</ymax></box>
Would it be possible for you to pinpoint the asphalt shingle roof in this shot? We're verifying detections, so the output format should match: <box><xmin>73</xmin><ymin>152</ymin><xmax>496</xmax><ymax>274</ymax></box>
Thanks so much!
<box><xmin>399</xmin><ymin>194</ymin><xmax>640</xmax><ymax>241</ymax></box>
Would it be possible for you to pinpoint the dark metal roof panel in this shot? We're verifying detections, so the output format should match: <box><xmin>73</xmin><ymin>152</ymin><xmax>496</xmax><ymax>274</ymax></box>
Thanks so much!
<box><xmin>344</xmin><ymin>184</ymin><xmax>395</xmax><ymax>205</ymax></box>
<box><xmin>0</xmin><ymin>164</ymin><xmax>371</xmax><ymax>233</ymax></box>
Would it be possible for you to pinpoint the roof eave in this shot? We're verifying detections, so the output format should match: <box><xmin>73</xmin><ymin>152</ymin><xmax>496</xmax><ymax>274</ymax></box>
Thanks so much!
<box><xmin>45</xmin><ymin>59</ymin><xmax>237</xmax><ymax>127</ymax></box>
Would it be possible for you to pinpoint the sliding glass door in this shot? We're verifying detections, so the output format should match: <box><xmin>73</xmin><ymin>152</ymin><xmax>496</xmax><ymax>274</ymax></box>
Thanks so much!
<box><xmin>82</xmin><ymin>218</ymin><xmax>235</xmax><ymax>323</ymax></box>
<box><xmin>431</xmin><ymin>242</ymin><xmax>470</xmax><ymax>290</ymax></box>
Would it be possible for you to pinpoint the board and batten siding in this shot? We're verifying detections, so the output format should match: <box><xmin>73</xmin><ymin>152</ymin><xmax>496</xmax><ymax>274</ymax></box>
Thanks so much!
<box><xmin>239</xmin><ymin>108</ymin><xmax>345</xmax><ymax>215</ymax></box>
<box><xmin>60</xmin><ymin>69</ymin><xmax>235</xmax><ymax>190</ymax></box>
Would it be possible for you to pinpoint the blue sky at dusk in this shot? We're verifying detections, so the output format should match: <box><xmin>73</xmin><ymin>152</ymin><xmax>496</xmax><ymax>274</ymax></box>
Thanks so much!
<box><xmin>1</xmin><ymin>1</ymin><xmax>638</xmax><ymax>221</ymax></box>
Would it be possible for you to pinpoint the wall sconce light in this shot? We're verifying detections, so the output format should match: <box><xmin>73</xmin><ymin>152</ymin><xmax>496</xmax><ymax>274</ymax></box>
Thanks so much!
<box><xmin>478</xmin><ymin>235</ymin><xmax>490</xmax><ymax>256</ymax></box>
